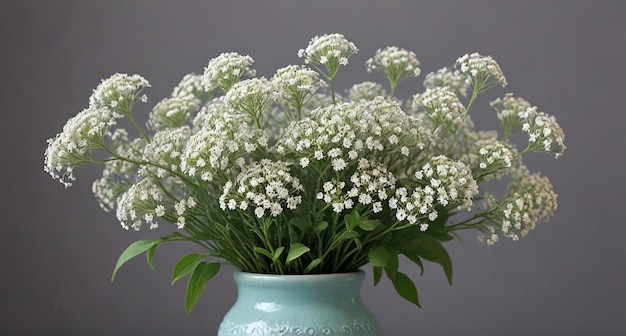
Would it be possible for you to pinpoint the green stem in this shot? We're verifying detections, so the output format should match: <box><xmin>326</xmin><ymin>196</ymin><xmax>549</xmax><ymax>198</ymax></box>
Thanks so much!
<box><xmin>126</xmin><ymin>112</ymin><xmax>150</xmax><ymax>141</ymax></box>
<box><xmin>389</xmin><ymin>80</ymin><xmax>397</xmax><ymax>98</ymax></box>
<box><xmin>330</xmin><ymin>76</ymin><xmax>336</xmax><ymax>104</ymax></box>
<box><xmin>466</xmin><ymin>91</ymin><xmax>479</xmax><ymax>115</ymax></box>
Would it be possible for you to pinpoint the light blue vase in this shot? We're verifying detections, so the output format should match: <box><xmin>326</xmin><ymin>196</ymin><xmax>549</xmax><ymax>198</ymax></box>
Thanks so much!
<box><xmin>217</xmin><ymin>270</ymin><xmax>379</xmax><ymax>335</ymax></box>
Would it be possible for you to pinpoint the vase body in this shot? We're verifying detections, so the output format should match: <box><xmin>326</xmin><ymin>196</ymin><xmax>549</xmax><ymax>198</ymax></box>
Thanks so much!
<box><xmin>217</xmin><ymin>270</ymin><xmax>379</xmax><ymax>336</ymax></box>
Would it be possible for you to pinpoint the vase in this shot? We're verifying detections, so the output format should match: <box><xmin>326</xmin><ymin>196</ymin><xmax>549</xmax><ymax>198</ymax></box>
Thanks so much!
<box><xmin>217</xmin><ymin>270</ymin><xmax>379</xmax><ymax>335</ymax></box>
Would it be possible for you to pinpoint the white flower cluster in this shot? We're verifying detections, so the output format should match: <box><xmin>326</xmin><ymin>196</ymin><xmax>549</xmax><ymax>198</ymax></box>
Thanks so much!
<box><xmin>202</xmin><ymin>52</ymin><xmax>256</xmax><ymax>92</ymax></box>
<box><xmin>173</xmin><ymin>196</ymin><xmax>197</xmax><ymax>229</ymax></box>
<box><xmin>277</xmin><ymin>97</ymin><xmax>430</xmax><ymax>168</ymax></box>
<box><xmin>92</xmin><ymin>166</ymin><xmax>125</xmax><ymax>212</ymax></box>
<box><xmin>490</xmin><ymin>93</ymin><xmax>565</xmax><ymax>157</ymax></box>
<box><xmin>91</xmin><ymin>129</ymin><xmax>147</xmax><ymax>212</ymax></box>
<box><xmin>271</xmin><ymin>65</ymin><xmax>325</xmax><ymax>113</ymax></box>
<box><xmin>89</xmin><ymin>73</ymin><xmax>150</xmax><ymax>112</ymax></box>
<box><xmin>470</xmin><ymin>138</ymin><xmax>515</xmax><ymax>180</ymax></box>
<box><xmin>349</xmin><ymin>159</ymin><xmax>396</xmax><ymax>212</ymax></box>
<box><xmin>146</xmin><ymin>97</ymin><xmax>200</xmax><ymax>131</ymax></box>
<box><xmin>225</xmin><ymin>78</ymin><xmax>275</xmax><ymax>123</ymax></box>
<box><xmin>366</xmin><ymin>46</ymin><xmax>421</xmax><ymax>81</ymax></box>
<box><xmin>521</xmin><ymin>110</ymin><xmax>566</xmax><ymax>158</ymax></box>
<box><xmin>171</xmin><ymin>73</ymin><xmax>206</xmax><ymax>100</ymax></box>
<box><xmin>490</xmin><ymin>93</ymin><xmax>534</xmax><ymax>138</ymax></box>
<box><xmin>483</xmin><ymin>172</ymin><xmax>557</xmax><ymax>244</ymax></box>
<box><xmin>346</xmin><ymin>82</ymin><xmax>386</xmax><ymax>102</ymax></box>
<box><xmin>220</xmin><ymin>160</ymin><xmax>303</xmax><ymax>218</ymax></box>
<box><xmin>115</xmin><ymin>177</ymin><xmax>164</xmax><ymax>230</ymax></box>
<box><xmin>455</xmin><ymin>53</ymin><xmax>507</xmax><ymax>93</ymax></box>
<box><xmin>390</xmin><ymin>156</ymin><xmax>478</xmax><ymax>231</ymax></box>
<box><xmin>143</xmin><ymin>126</ymin><xmax>191</xmax><ymax>177</ymax></box>
<box><xmin>412</xmin><ymin>87</ymin><xmax>466</xmax><ymax>130</ymax></box>
<box><xmin>181</xmin><ymin>99</ymin><xmax>268</xmax><ymax>181</ymax></box>
<box><xmin>315</xmin><ymin>159</ymin><xmax>397</xmax><ymax>214</ymax></box>
<box><xmin>423</xmin><ymin>67</ymin><xmax>469</xmax><ymax>97</ymax></box>
<box><xmin>44</xmin><ymin>107</ymin><xmax>119</xmax><ymax>187</ymax></box>
<box><xmin>297</xmin><ymin>33</ymin><xmax>358</xmax><ymax>75</ymax></box>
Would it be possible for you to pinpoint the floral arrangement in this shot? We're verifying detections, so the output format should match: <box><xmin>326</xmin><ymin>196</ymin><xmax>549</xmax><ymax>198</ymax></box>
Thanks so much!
<box><xmin>44</xmin><ymin>33</ymin><xmax>565</xmax><ymax>313</ymax></box>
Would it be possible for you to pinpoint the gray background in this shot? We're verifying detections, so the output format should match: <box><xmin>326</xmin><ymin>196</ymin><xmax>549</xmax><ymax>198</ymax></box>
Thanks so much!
<box><xmin>1</xmin><ymin>1</ymin><xmax>624</xmax><ymax>335</ymax></box>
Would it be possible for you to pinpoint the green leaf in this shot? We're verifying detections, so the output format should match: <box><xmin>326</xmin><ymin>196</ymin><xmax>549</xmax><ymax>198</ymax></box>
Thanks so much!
<box><xmin>172</xmin><ymin>253</ymin><xmax>205</xmax><ymax>285</ymax></box>
<box><xmin>358</xmin><ymin>219</ymin><xmax>381</xmax><ymax>231</ymax></box>
<box><xmin>185</xmin><ymin>262</ymin><xmax>220</xmax><ymax>315</ymax></box>
<box><xmin>401</xmin><ymin>250</ymin><xmax>424</xmax><ymax>276</ymax></box>
<box><xmin>373</xmin><ymin>266</ymin><xmax>383</xmax><ymax>286</ymax></box>
<box><xmin>368</xmin><ymin>245</ymin><xmax>390</xmax><ymax>268</ymax></box>
<box><xmin>314</xmin><ymin>221</ymin><xmax>328</xmax><ymax>233</ymax></box>
<box><xmin>338</xmin><ymin>230</ymin><xmax>359</xmax><ymax>241</ymax></box>
<box><xmin>146</xmin><ymin>243</ymin><xmax>159</xmax><ymax>270</ymax></box>
<box><xmin>390</xmin><ymin>271</ymin><xmax>421</xmax><ymax>308</ymax></box>
<box><xmin>273</xmin><ymin>246</ymin><xmax>285</xmax><ymax>261</ymax></box>
<box><xmin>289</xmin><ymin>217</ymin><xmax>310</xmax><ymax>231</ymax></box>
<box><xmin>111</xmin><ymin>239</ymin><xmax>162</xmax><ymax>282</ymax></box>
<box><xmin>384</xmin><ymin>246</ymin><xmax>399</xmax><ymax>279</ymax></box>
<box><xmin>303</xmin><ymin>258</ymin><xmax>323</xmax><ymax>273</ymax></box>
<box><xmin>414</xmin><ymin>235</ymin><xmax>453</xmax><ymax>285</ymax></box>
<box><xmin>345</xmin><ymin>211</ymin><xmax>360</xmax><ymax>230</ymax></box>
<box><xmin>286</xmin><ymin>243</ymin><xmax>310</xmax><ymax>263</ymax></box>
<box><xmin>253</xmin><ymin>246</ymin><xmax>274</xmax><ymax>260</ymax></box>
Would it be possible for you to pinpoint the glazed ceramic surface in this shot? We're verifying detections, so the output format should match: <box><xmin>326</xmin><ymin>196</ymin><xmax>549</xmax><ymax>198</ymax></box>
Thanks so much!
<box><xmin>217</xmin><ymin>271</ymin><xmax>379</xmax><ymax>335</ymax></box>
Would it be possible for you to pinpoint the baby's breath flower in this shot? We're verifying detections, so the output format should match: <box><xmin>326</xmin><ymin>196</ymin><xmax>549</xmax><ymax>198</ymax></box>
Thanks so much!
<box><xmin>225</xmin><ymin>78</ymin><xmax>274</xmax><ymax>127</ymax></box>
<box><xmin>89</xmin><ymin>73</ymin><xmax>150</xmax><ymax>113</ymax></box>
<box><xmin>92</xmin><ymin>165</ymin><xmax>127</xmax><ymax>213</ymax></box>
<box><xmin>272</xmin><ymin>65</ymin><xmax>325</xmax><ymax>119</ymax></box>
<box><xmin>455</xmin><ymin>53</ymin><xmax>507</xmax><ymax>94</ymax></box>
<box><xmin>146</xmin><ymin>97</ymin><xmax>200</xmax><ymax>131</ymax></box>
<box><xmin>277</xmin><ymin>97</ymin><xmax>431</xmax><ymax>169</ymax></box>
<box><xmin>298</xmin><ymin>33</ymin><xmax>358</xmax><ymax>78</ymax></box>
<box><xmin>392</xmin><ymin>156</ymin><xmax>478</xmax><ymax>230</ymax></box>
<box><xmin>220</xmin><ymin>160</ymin><xmax>303</xmax><ymax>218</ymax></box>
<box><xmin>202</xmin><ymin>52</ymin><xmax>256</xmax><ymax>93</ymax></box>
<box><xmin>350</xmin><ymin>159</ymin><xmax>397</xmax><ymax>208</ymax></box>
<box><xmin>463</xmin><ymin>138</ymin><xmax>516</xmax><ymax>181</ymax></box>
<box><xmin>143</xmin><ymin>127</ymin><xmax>191</xmax><ymax>177</ymax></box>
<box><xmin>412</xmin><ymin>87</ymin><xmax>466</xmax><ymax>130</ymax></box>
<box><xmin>116</xmin><ymin>177</ymin><xmax>165</xmax><ymax>230</ymax></box>
<box><xmin>181</xmin><ymin>105</ymin><xmax>268</xmax><ymax>181</ymax></box>
<box><xmin>366</xmin><ymin>46</ymin><xmax>420</xmax><ymax>95</ymax></box>
<box><xmin>482</xmin><ymin>172</ymin><xmax>557</xmax><ymax>244</ymax></box>
<box><xmin>171</xmin><ymin>73</ymin><xmax>210</xmax><ymax>103</ymax></box>
<box><xmin>346</xmin><ymin>82</ymin><xmax>386</xmax><ymax>102</ymax></box>
<box><xmin>44</xmin><ymin>107</ymin><xmax>120</xmax><ymax>187</ymax></box>
<box><xmin>521</xmin><ymin>110</ymin><xmax>566</xmax><ymax>158</ymax></box>
<box><xmin>423</xmin><ymin>67</ymin><xmax>469</xmax><ymax>97</ymax></box>
<box><xmin>490</xmin><ymin>93</ymin><xmax>534</xmax><ymax>138</ymax></box>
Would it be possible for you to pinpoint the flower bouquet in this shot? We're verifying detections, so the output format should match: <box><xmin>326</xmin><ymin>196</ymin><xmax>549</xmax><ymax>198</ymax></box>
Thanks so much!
<box><xmin>44</xmin><ymin>33</ymin><xmax>565</xmax><ymax>316</ymax></box>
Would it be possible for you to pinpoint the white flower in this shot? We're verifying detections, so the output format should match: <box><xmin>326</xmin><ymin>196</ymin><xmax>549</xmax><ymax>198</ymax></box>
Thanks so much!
<box><xmin>482</xmin><ymin>172</ymin><xmax>557</xmax><ymax>243</ymax></box>
<box><xmin>147</xmin><ymin>97</ymin><xmax>200</xmax><ymax>131</ymax></box>
<box><xmin>89</xmin><ymin>73</ymin><xmax>151</xmax><ymax>112</ymax></box>
<box><xmin>346</xmin><ymin>81</ymin><xmax>386</xmax><ymax>101</ymax></box>
<box><xmin>202</xmin><ymin>52</ymin><xmax>256</xmax><ymax>92</ymax></box>
<box><xmin>220</xmin><ymin>160</ymin><xmax>303</xmax><ymax>218</ymax></box>
<box><xmin>413</xmin><ymin>87</ymin><xmax>466</xmax><ymax>130</ymax></box>
<box><xmin>366</xmin><ymin>46</ymin><xmax>421</xmax><ymax>88</ymax></box>
<box><xmin>225</xmin><ymin>78</ymin><xmax>274</xmax><ymax>123</ymax></box>
<box><xmin>455</xmin><ymin>53</ymin><xmax>507</xmax><ymax>93</ymax></box>
<box><xmin>423</xmin><ymin>67</ymin><xmax>469</xmax><ymax>97</ymax></box>
<box><xmin>44</xmin><ymin>107</ymin><xmax>120</xmax><ymax>187</ymax></box>
<box><xmin>298</xmin><ymin>33</ymin><xmax>358</xmax><ymax>77</ymax></box>
<box><xmin>272</xmin><ymin>65</ymin><xmax>325</xmax><ymax>118</ymax></box>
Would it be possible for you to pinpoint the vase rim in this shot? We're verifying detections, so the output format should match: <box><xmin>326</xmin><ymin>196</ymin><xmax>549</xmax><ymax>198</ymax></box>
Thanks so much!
<box><xmin>233</xmin><ymin>269</ymin><xmax>365</xmax><ymax>282</ymax></box>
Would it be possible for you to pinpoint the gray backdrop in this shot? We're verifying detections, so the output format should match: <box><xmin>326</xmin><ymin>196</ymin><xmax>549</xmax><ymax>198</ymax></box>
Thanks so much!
<box><xmin>1</xmin><ymin>1</ymin><xmax>624</xmax><ymax>335</ymax></box>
